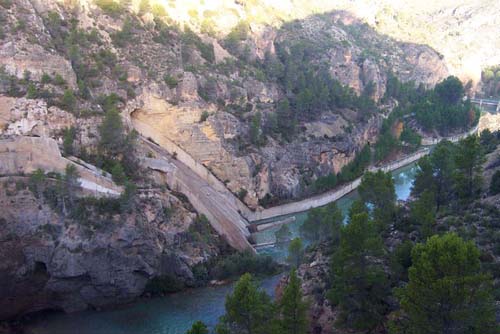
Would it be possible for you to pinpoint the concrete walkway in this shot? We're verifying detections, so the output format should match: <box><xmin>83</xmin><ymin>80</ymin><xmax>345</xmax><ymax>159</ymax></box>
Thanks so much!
<box><xmin>244</xmin><ymin>149</ymin><xmax>429</xmax><ymax>222</ymax></box>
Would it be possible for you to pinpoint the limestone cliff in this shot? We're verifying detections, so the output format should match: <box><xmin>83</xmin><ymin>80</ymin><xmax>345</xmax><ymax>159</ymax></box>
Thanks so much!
<box><xmin>0</xmin><ymin>0</ymin><xmax>452</xmax><ymax>207</ymax></box>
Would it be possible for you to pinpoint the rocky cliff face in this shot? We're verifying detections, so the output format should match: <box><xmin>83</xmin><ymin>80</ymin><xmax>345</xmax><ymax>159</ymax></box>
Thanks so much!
<box><xmin>0</xmin><ymin>0</ymin><xmax>451</xmax><ymax>207</ymax></box>
<box><xmin>0</xmin><ymin>177</ymin><xmax>222</xmax><ymax>320</ymax></box>
<box><xmin>0</xmin><ymin>0</ymin><xmax>495</xmax><ymax>323</ymax></box>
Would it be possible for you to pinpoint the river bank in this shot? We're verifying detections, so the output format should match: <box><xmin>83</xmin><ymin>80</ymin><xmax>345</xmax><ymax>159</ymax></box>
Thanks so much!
<box><xmin>14</xmin><ymin>274</ymin><xmax>284</xmax><ymax>334</ymax></box>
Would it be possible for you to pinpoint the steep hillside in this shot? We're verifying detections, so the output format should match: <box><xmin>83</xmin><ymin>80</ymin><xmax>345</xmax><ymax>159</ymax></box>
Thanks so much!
<box><xmin>0</xmin><ymin>0</ymin><xmax>496</xmax><ymax>324</ymax></box>
<box><xmin>0</xmin><ymin>0</ymin><xmax>451</xmax><ymax>206</ymax></box>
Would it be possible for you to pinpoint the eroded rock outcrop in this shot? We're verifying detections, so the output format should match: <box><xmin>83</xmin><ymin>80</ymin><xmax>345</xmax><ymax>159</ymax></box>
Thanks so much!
<box><xmin>0</xmin><ymin>179</ymin><xmax>221</xmax><ymax>320</ymax></box>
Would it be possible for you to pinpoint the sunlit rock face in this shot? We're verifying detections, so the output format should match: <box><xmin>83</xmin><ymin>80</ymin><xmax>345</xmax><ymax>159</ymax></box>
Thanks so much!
<box><xmin>0</xmin><ymin>0</ymin><xmax>456</xmax><ymax>205</ymax></box>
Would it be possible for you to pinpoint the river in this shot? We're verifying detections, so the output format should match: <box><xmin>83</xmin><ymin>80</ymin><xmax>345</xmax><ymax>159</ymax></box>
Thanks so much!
<box><xmin>23</xmin><ymin>163</ymin><xmax>419</xmax><ymax>334</ymax></box>
<box><xmin>253</xmin><ymin>163</ymin><xmax>419</xmax><ymax>258</ymax></box>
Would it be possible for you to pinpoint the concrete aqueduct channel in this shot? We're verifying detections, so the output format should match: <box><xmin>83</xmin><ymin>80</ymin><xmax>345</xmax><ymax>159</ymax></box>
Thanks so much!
<box><xmin>127</xmin><ymin>105</ymin><xmax>480</xmax><ymax>252</ymax></box>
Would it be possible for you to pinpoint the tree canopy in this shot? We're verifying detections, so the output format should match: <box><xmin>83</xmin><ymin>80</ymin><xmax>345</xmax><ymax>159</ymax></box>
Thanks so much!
<box><xmin>395</xmin><ymin>233</ymin><xmax>496</xmax><ymax>334</ymax></box>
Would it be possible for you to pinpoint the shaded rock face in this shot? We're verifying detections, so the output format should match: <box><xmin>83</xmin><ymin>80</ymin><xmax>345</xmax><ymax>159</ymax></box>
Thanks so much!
<box><xmin>0</xmin><ymin>180</ymin><xmax>221</xmax><ymax>320</ymax></box>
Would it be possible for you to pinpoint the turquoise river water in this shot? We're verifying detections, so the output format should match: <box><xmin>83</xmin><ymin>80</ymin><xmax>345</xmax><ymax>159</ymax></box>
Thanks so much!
<box><xmin>24</xmin><ymin>164</ymin><xmax>418</xmax><ymax>334</ymax></box>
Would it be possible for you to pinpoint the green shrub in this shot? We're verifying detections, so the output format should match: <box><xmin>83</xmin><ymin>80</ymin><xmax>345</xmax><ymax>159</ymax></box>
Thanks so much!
<box><xmin>94</xmin><ymin>0</ymin><xmax>124</xmax><ymax>17</ymax></box>
<box><xmin>212</xmin><ymin>251</ymin><xmax>279</xmax><ymax>280</ymax></box>
<box><xmin>111</xmin><ymin>162</ymin><xmax>127</xmax><ymax>184</ymax></box>
<box><xmin>62</xmin><ymin>127</ymin><xmax>76</xmax><ymax>155</ymax></box>
<box><xmin>59</xmin><ymin>89</ymin><xmax>77</xmax><ymax>111</ymax></box>
<box><xmin>224</xmin><ymin>21</ymin><xmax>249</xmax><ymax>54</ymax></box>
<box><xmin>199</xmin><ymin>110</ymin><xmax>209</xmax><ymax>123</ymax></box>
<box><xmin>26</xmin><ymin>83</ymin><xmax>38</xmax><ymax>99</ymax></box>
<box><xmin>41</xmin><ymin>73</ymin><xmax>52</xmax><ymax>84</ymax></box>
<box><xmin>163</xmin><ymin>74</ymin><xmax>178</xmax><ymax>89</ymax></box>
<box><xmin>237</xmin><ymin>188</ymin><xmax>248</xmax><ymax>200</ymax></box>
<box><xmin>53</xmin><ymin>73</ymin><xmax>66</xmax><ymax>86</ymax></box>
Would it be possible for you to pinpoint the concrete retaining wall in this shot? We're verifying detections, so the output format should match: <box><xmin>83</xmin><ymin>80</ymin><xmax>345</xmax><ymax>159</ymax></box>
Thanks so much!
<box><xmin>246</xmin><ymin>149</ymin><xmax>429</xmax><ymax>222</ymax></box>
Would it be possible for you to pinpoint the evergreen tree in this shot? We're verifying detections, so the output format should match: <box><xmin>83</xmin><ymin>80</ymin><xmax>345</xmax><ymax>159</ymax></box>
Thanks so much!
<box><xmin>216</xmin><ymin>273</ymin><xmax>275</xmax><ymax>334</ymax></box>
<box><xmin>29</xmin><ymin>168</ymin><xmax>46</xmax><ymax>198</ymax></box>
<box><xmin>328</xmin><ymin>212</ymin><xmax>389</xmax><ymax>330</ymax></box>
<box><xmin>63</xmin><ymin>164</ymin><xmax>80</xmax><ymax>211</ymax></box>
<box><xmin>275</xmin><ymin>224</ymin><xmax>292</xmax><ymax>249</ymax></box>
<box><xmin>279</xmin><ymin>269</ymin><xmax>308</xmax><ymax>334</ymax></box>
<box><xmin>287</xmin><ymin>237</ymin><xmax>304</xmax><ymax>268</ymax></box>
<box><xmin>348</xmin><ymin>199</ymin><xmax>368</xmax><ymax>220</ymax></box>
<box><xmin>479</xmin><ymin>129</ymin><xmax>498</xmax><ymax>153</ymax></box>
<box><xmin>409</xmin><ymin>190</ymin><xmax>436</xmax><ymax>239</ymax></box>
<box><xmin>396</xmin><ymin>233</ymin><xmax>496</xmax><ymax>334</ymax></box>
<box><xmin>186</xmin><ymin>321</ymin><xmax>209</xmax><ymax>334</ymax></box>
<box><xmin>111</xmin><ymin>162</ymin><xmax>127</xmax><ymax>185</ymax></box>
<box><xmin>26</xmin><ymin>82</ymin><xmax>37</xmax><ymax>99</ymax></box>
<box><xmin>276</xmin><ymin>98</ymin><xmax>295</xmax><ymax>140</ymax></box>
<box><xmin>99</xmin><ymin>108</ymin><xmax>125</xmax><ymax>157</ymax></box>
<box><xmin>60</xmin><ymin>89</ymin><xmax>76</xmax><ymax>110</ymax></box>
<box><xmin>390</xmin><ymin>240</ymin><xmax>413</xmax><ymax>282</ymax></box>
<box><xmin>412</xmin><ymin>156</ymin><xmax>435</xmax><ymax>197</ymax></box>
<box><xmin>434</xmin><ymin>76</ymin><xmax>463</xmax><ymax>105</ymax></box>
<box><xmin>454</xmin><ymin>135</ymin><xmax>485</xmax><ymax>200</ymax></box>
<box><xmin>62</xmin><ymin>126</ymin><xmax>76</xmax><ymax>156</ymax></box>
<box><xmin>490</xmin><ymin>170</ymin><xmax>500</xmax><ymax>195</ymax></box>
<box><xmin>358</xmin><ymin>170</ymin><xmax>396</xmax><ymax>229</ymax></box>
<box><xmin>300</xmin><ymin>202</ymin><xmax>343</xmax><ymax>245</ymax></box>
<box><xmin>429</xmin><ymin>140</ymin><xmax>456</xmax><ymax>210</ymax></box>
<box><xmin>250</xmin><ymin>112</ymin><xmax>263</xmax><ymax>146</ymax></box>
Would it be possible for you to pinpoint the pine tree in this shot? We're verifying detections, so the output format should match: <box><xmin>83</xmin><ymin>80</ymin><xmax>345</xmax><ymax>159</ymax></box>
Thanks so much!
<box><xmin>250</xmin><ymin>112</ymin><xmax>263</xmax><ymax>146</ymax></box>
<box><xmin>409</xmin><ymin>190</ymin><xmax>436</xmax><ymax>239</ymax></box>
<box><xmin>186</xmin><ymin>321</ymin><xmax>209</xmax><ymax>334</ymax></box>
<box><xmin>287</xmin><ymin>238</ymin><xmax>304</xmax><ymax>268</ymax></box>
<box><xmin>64</xmin><ymin>164</ymin><xmax>80</xmax><ymax>208</ymax></box>
<box><xmin>29</xmin><ymin>168</ymin><xmax>46</xmax><ymax>198</ymax></box>
<box><xmin>429</xmin><ymin>140</ymin><xmax>455</xmax><ymax>210</ymax></box>
<box><xmin>454</xmin><ymin>135</ymin><xmax>485</xmax><ymax>200</ymax></box>
<box><xmin>328</xmin><ymin>212</ymin><xmax>390</xmax><ymax>330</ymax></box>
<box><xmin>300</xmin><ymin>202</ymin><xmax>343</xmax><ymax>245</ymax></box>
<box><xmin>279</xmin><ymin>269</ymin><xmax>308</xmax><ymax>334</ymax></box>
<box><xmin>99</xmin><ymin>108</ymin><xmax>125</xmax><ymax>157</ymax></box>
<box><xmin>396</xmin><ymin>233</ymin><xmax>496</xmax><ymax>334</ymax></box>
<box><xmin>358</xmin><ymin>170</ymin><xmax>396</xmax><ymax>229</ymax></box>
<box><xmin>217</xmin><ymin>273</ymin><xmax>275</xmax><ymax>334</ymax></box>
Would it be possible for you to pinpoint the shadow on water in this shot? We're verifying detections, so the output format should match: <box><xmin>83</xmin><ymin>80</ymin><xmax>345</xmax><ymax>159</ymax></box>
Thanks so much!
<box><xmin>24</xmin><ymin>274</ymin><xmax>283</xmax><ymax>334</ymax></box>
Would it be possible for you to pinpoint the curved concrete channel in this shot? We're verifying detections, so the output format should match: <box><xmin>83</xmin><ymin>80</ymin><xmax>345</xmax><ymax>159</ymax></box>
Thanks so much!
<box><xmin>128</xmin><ymin>106</ymin><xmax>480</xmax><ymax>252</ymax></box>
